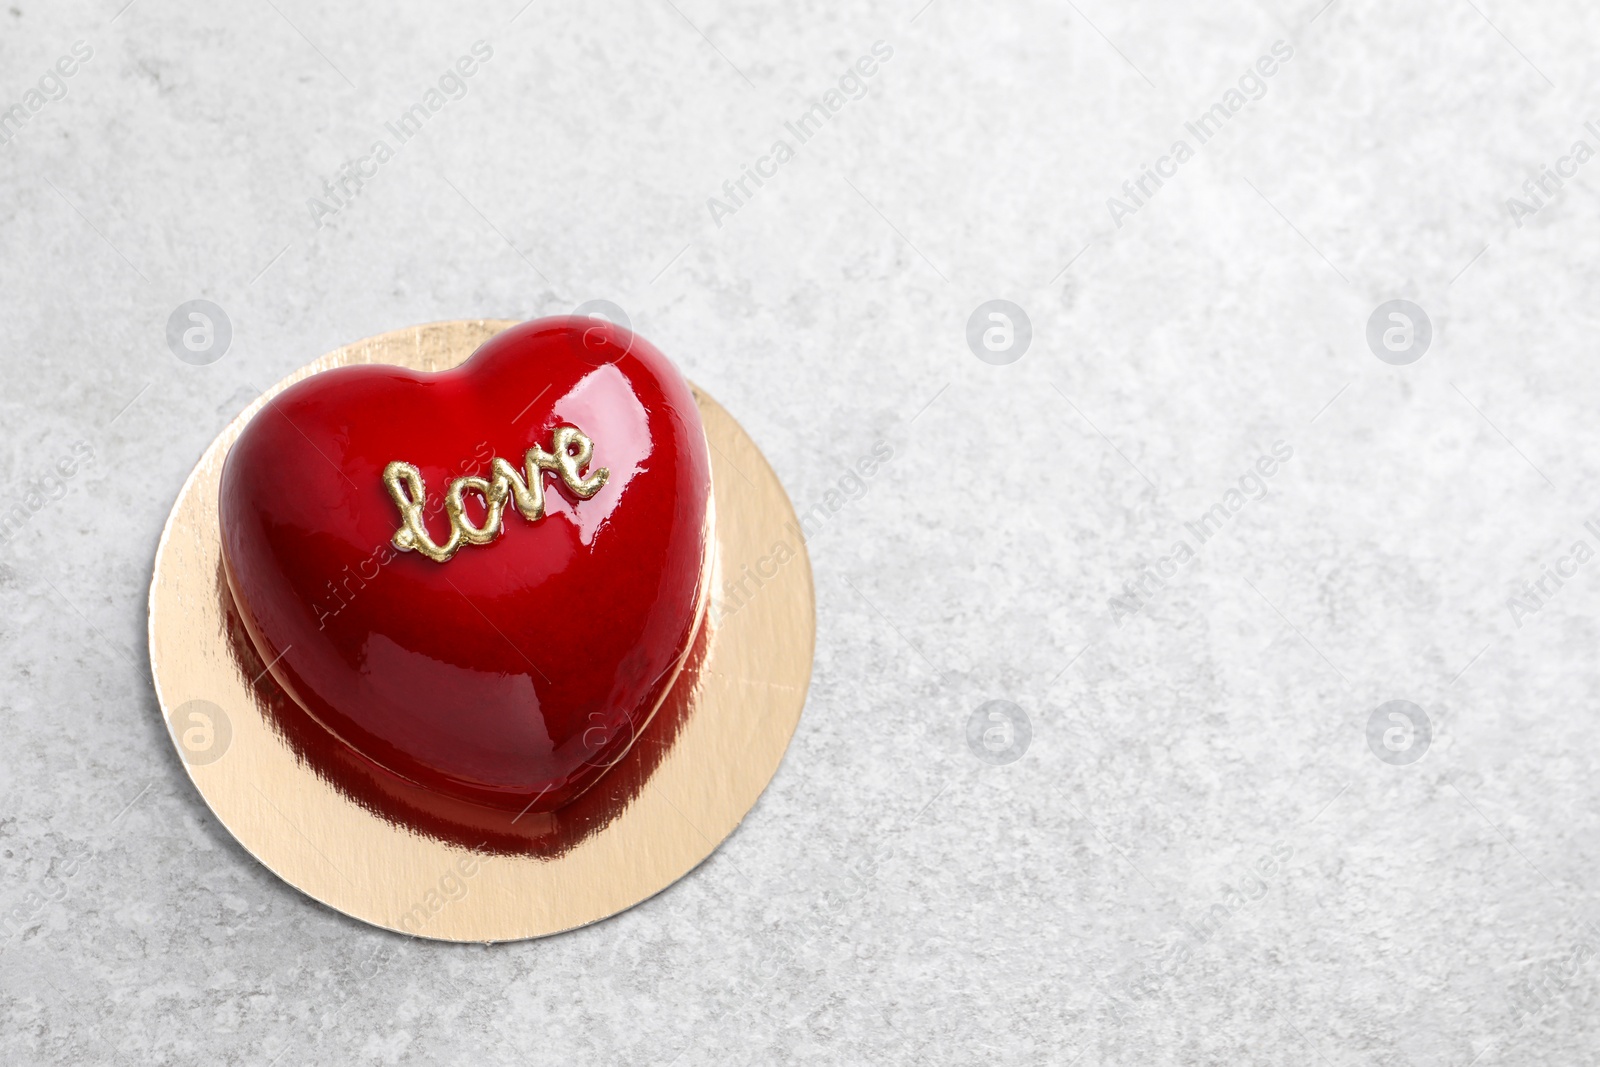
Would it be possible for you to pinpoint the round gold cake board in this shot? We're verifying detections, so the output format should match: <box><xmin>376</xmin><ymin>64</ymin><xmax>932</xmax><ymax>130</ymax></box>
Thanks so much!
<box><xmin>147</xmin><ymin>320</ymin><xmax>814</xmax><ymax>942</ymax></box>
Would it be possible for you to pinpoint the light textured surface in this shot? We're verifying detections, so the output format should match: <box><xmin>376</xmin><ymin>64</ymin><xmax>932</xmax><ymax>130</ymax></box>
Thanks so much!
<box><xmin>3</xmin><ymin>0</ymin><xmax>1599</xmax><ymax>1063</ymax></box>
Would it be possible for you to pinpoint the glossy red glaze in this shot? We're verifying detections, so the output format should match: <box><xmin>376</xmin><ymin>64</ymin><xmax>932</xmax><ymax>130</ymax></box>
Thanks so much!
<box><xmin>219</xmin><ymin>318</ymin><xmax>711</xmax><ymax>815</ymax></box>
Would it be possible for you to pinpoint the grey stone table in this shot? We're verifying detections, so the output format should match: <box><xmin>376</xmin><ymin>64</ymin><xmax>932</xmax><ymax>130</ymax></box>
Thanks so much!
<box><xmin>3</xmin><ymin>0</ymin><xmax>1598</xmax><ymax>1063</ymax></box>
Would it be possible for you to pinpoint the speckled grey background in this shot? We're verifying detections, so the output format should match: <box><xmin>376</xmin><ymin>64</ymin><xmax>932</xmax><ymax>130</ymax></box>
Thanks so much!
<box><xmin>4</xmin><ymin>0</ymin><xmax>1600</xmax><ymax>1063</ymax></box>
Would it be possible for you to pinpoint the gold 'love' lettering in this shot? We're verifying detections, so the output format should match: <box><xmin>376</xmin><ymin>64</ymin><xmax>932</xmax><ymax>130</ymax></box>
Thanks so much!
<box><xmin>383</xmin><ymin>425</ymin><xmax>609</xmax><ymax>563</ymax></box>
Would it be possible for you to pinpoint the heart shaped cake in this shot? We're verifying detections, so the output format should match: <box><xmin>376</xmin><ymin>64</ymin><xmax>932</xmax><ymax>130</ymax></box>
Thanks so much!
<box><xmin>219</xmin><ymin>317</ymin><xmax>712</xmax><ymax>815</ymax></box>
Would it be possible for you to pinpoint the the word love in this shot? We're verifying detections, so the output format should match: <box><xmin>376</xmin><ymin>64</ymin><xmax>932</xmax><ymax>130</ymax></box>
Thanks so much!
<box><xmin>383</xmin><ymin>425</ymin><xmax>609</xmax><ymax>563</ymax></box>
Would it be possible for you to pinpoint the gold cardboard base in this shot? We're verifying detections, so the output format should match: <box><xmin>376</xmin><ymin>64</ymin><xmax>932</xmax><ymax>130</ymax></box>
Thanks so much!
<box><xmin>148</xmin><ymin>320</ymin><xmax>814</xmax><ymax>942</ymax></box>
